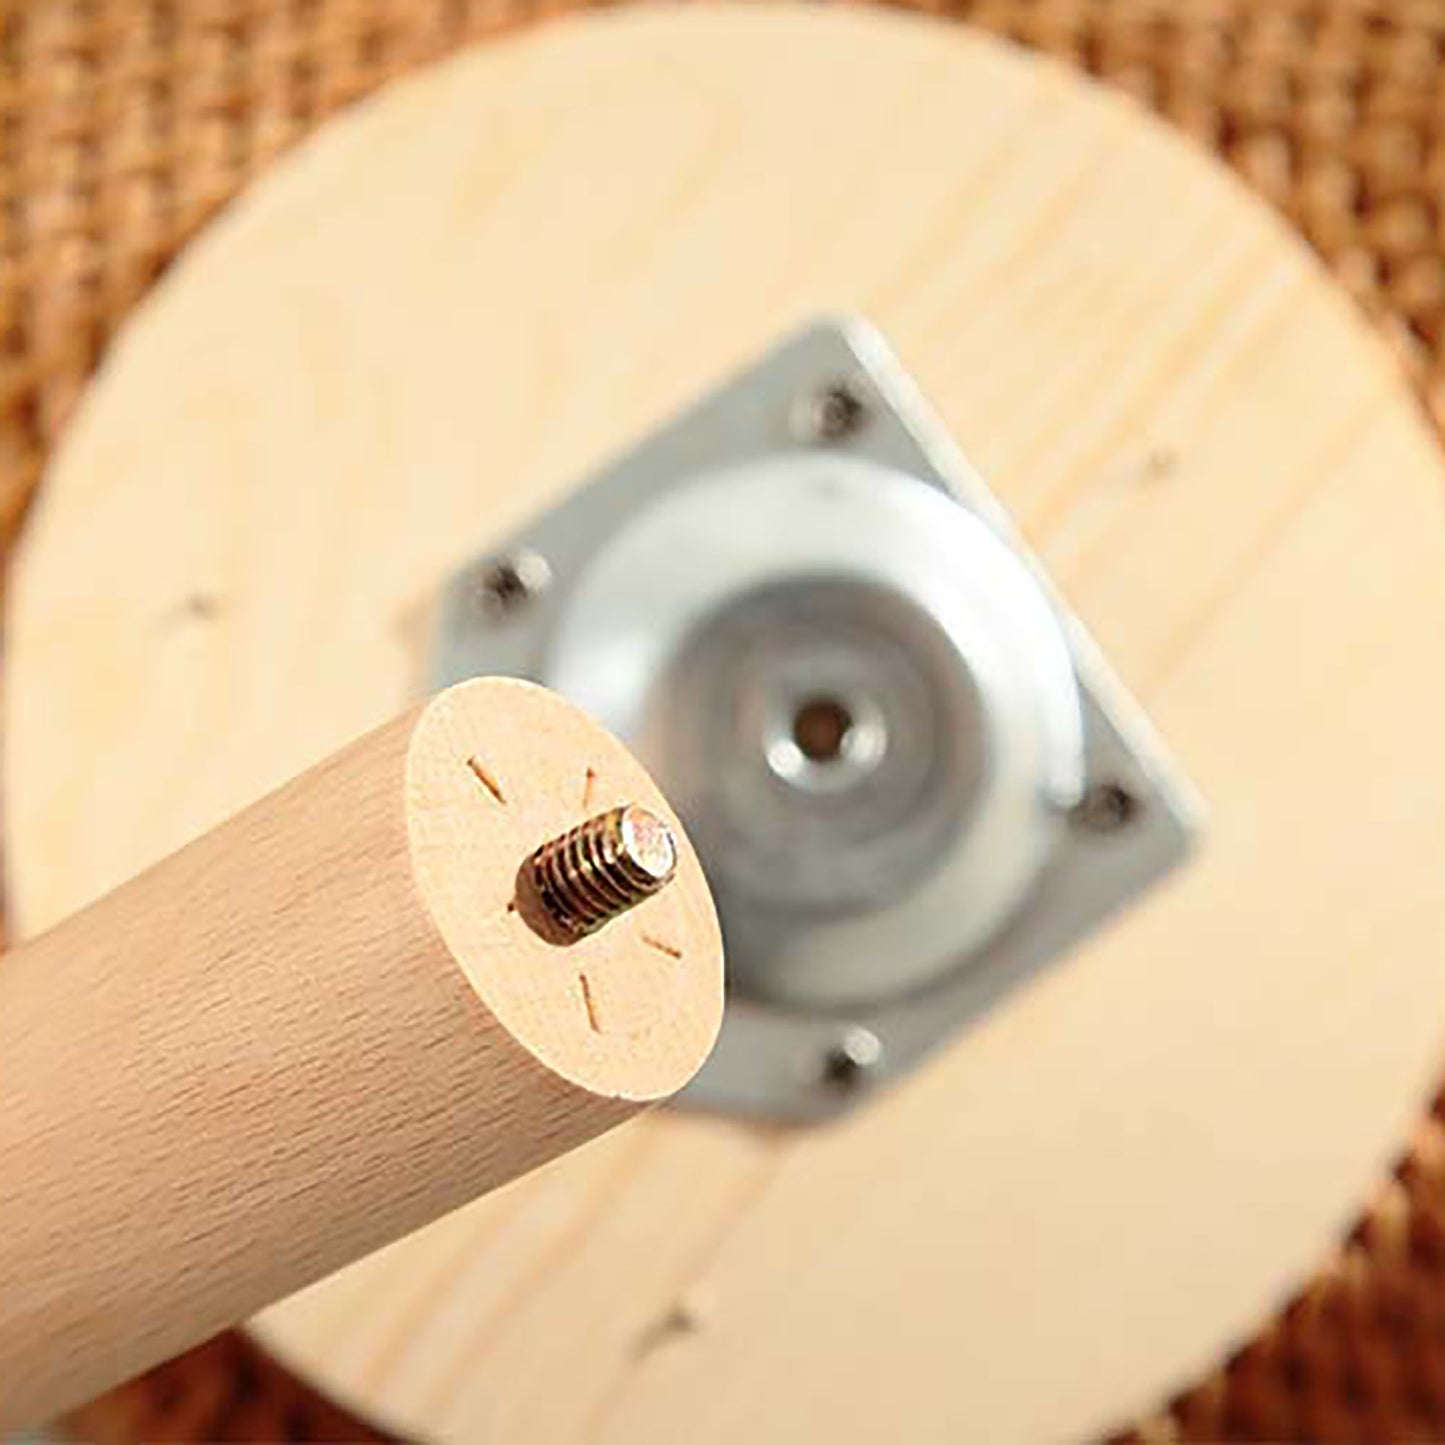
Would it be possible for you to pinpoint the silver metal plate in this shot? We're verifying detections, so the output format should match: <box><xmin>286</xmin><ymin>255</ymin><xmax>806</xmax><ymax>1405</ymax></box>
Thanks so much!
<box><xmin>430</xmin><ymin>318</ymin><xmax>1201</xmax><ymax>1123</ymax></box>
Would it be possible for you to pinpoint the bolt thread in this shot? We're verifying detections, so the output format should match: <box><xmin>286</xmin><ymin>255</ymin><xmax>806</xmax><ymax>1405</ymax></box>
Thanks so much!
<box><xmin>528</xmin><ymin>805</ymin><xmax>677</xmax><ymax>939</ymax></box>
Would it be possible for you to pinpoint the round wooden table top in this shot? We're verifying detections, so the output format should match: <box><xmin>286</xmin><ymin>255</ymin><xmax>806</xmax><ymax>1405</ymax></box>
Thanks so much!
<box><xmin>10</xmin><ymin>5</ymin><xmax>1445</xmax><ymax>1442</ymax></box>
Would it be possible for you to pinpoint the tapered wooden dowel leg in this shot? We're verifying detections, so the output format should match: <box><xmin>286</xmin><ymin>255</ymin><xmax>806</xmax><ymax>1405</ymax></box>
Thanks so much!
<box><xmin>0</xmin><ymin>678</ymin><xmax>723</xmax><ymax>1430</ymax></box>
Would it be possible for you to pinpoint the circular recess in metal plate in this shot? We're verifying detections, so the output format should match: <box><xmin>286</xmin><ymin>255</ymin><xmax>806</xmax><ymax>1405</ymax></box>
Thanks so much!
<box><xmin>544</xmin><ymin>455</ymin><xmax>1086</xmax><ymax>1008</ymax></box>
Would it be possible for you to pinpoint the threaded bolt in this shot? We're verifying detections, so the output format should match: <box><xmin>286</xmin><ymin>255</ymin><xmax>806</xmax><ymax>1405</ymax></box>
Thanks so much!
<box><xmin>527</xmin><ymin>804</ymin><xmax>679</xmax><ymax>940</ymax></box>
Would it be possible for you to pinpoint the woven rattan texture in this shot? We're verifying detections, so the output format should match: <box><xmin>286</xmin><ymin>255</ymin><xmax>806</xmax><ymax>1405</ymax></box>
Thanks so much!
<box><xmin>5</xmin><ymin>2</ymin><xmax>1445</xmax><ymax>1441</ymax></box>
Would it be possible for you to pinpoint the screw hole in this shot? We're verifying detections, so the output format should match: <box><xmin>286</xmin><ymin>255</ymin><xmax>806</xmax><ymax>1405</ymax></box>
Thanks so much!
<box><xmin>477</xmin><ymin>550</ymin><xmax>551</xmax><ymax>617</ymax></box>
<box><xmin>795</xmin><ymin>379</ymin><xmax>868</xmax><ymax>443</ymax></box>
<box><xmin>821</xmin><ymin>1027</ymin><xmax>883</xmax><ymax>1092</ymax></box>
<box><xmin>1071</xmin><ymin>781</ymin><xmax>1139</xmax><ymax>833</ymax></box>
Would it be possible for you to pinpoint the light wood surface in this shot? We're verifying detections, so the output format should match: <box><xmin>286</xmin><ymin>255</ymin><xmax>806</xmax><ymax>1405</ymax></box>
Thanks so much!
<box><xmin>0</xmin><ymin>677</ymin><xmax>721</xmax><ymax>1429</ymax></box>
<box><xmin>9</xmin><ymin>4</ymin><xmax>1445</xmax><ymax>1441</ymax></box>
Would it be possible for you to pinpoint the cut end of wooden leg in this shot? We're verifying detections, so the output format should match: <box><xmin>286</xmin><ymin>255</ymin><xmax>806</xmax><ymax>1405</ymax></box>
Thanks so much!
<box><xmin>405</xmin><ymin>678</ymin><xmax>724</xmax><ymax>1103</ymax></box>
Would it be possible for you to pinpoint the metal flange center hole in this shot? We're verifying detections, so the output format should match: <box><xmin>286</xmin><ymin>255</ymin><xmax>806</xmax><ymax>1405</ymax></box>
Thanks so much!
<box><xmin>792</xmin><ymin>695</ymin><xmax>854</xmax><ymax>763</ymax></box>
<box><xmin>765</xmin><ymin>687</ymin><xmax>887</xmax><ymax>794</ymax></box>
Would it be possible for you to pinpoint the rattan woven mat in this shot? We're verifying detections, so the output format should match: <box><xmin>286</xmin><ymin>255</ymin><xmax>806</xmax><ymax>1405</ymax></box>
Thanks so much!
<box><xmin>5</xmin><ymin>1</ymin><xmax>1445</xmax><ymax>1441</ymax></box>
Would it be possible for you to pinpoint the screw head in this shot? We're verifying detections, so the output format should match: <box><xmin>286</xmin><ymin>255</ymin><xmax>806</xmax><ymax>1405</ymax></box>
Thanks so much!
<box><xmin>821</xmin><ymin>1026</ymin><xmax>883</xmax><ymax>1092</ymax></box>
<box><xmin>793</xmin><ymin>379</ymin><xmax>869</xmax><ymax>443</ymax></box>
<box><xmin>1071</xmin><ymin>780</ymin><xmax>1139</xmax><ymax>834</ymax></box>
<box><xmin>477</xmin><ymin>550</ymin><xmax>551</xmax><ymax>617</ymax></box>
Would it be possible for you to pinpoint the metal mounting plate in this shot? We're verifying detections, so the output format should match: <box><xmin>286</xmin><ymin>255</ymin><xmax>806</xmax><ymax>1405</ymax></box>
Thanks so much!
<box><xmin>430</xmin><ymin>319</ymin><xmax>1200</xmax><ymax>1123</ymax></box>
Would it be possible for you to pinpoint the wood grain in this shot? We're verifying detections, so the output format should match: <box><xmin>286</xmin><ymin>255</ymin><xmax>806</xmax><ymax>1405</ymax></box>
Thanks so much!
<box><xmin>8</xmin><ymin>4</ymin><xmax>1445</xmax><ymax>1442</ymax></box>
<box><xmin>0</xmin><ymin>677</ymin><xmax>721</xmax><ymax>1429</ymax></box>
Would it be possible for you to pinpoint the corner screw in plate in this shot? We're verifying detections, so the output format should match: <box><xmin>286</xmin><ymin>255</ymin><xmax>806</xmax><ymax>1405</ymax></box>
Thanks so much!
<box><xmin>477</xmin><ymin>549</ymin><xmax>551</xmax><ymax>618</ymax></box>
<box><xmin>1070</xmin><ymin>780</ymin><xmax>1139</xmax><ymax>834</ymax></box>
<box><xmin>821</xmin><ymin>1026</ymin><xmax>884</xmax><ymax>1092</ymax></box>
<box><xmin>793</xmin><ymin>378</ymin><xmax>869</xmax><ymax>444</ymax></box>
<box><xmin>527</xmin><ymin>804</ymin><xmax>679</xmax><ymax>940</ymax></box>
